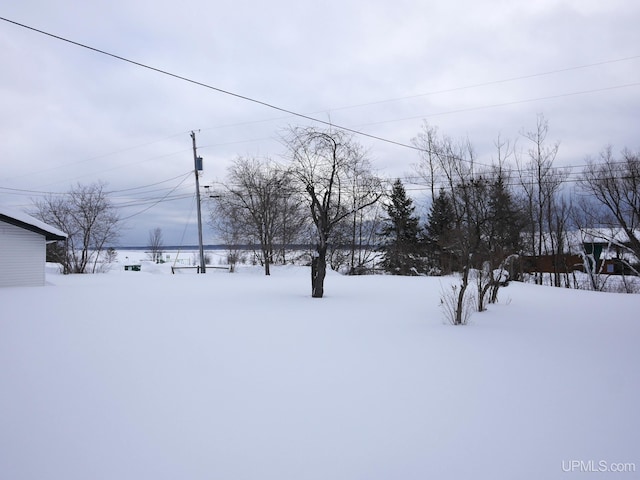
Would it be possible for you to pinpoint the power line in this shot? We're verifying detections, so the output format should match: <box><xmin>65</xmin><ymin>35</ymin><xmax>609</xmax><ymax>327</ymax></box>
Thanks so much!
<box><xmin>319</xmin><ymin>56</ymin><xmax>640</xmax><ymax>113</ymax></box>
<box><xmin>0</xmin><ymin>186</ymin><xmax>67</xmax><ymax>196</ymax></box>
<box><xmin>5</xmin><ymin>15</ymin><xmax>636</xmax><ymax>163</ymax></box>
<box><xmin>0</xmin><ymin>171</ymin><xmax>194</xmax><ymax>198</ymax></box>
<box><xmin>187</xmin><ymin>55</ymin><xmax>640</xmax><ymax>132</ymax></box>
<box><xmin>106</xmin><ymin>171</ymin><xmax>193</xmax><ymax>194</ymax></box>
<box><xmin>0</xmin><ymin>130</ymin><xmax>190</xmax><ymax>183</ymax></box>
<box><xmin>119</xmin><ymin>172</ymin><xmax>193</xmax><ymax>220</ymax></box>
<box><xmin>354</xmin><ymin>84</ymin><xmax>640</xmax><ymax>128</ymax></box>
<box><xmin>0</xmin><ymin>16</ymin><xmax>426</xmax><ymax>154</ymax></box>
<box><xmin>114</xmin><ymin>193</ymin><xmax>194</xmax><ymax>208</ymax></box>
<box><xmin>3</xmin><ymin>15</ymin><xmax>638</xmax><ymax>189</ymax></box>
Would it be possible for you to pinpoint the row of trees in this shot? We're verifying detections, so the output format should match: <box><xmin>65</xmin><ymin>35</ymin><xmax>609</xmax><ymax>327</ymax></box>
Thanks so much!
<box><xmin>211</xmin><ymin>118</ymin><xmax>639</xmax><ymax>308</ymax></box>
<box><xmin>210</xmin><ymin>127</ymin><xmax>382</xmax><ymax>297</ymax></box>
<box><xmin>401</xmin><ymin>117</ymin><xmax>639</xmax><ymax>321</ymax></box>
<box><xmin>31</xmin><ymin>118</ymin><xmax>639</xmax><ymax>309</ymax></box>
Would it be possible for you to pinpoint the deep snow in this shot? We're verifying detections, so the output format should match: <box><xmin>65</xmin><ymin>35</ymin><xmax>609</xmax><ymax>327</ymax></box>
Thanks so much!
<box><xmin>1</xmin><ymin>255</ymin><xmax>639</xmax><ymax>479</ymax></box>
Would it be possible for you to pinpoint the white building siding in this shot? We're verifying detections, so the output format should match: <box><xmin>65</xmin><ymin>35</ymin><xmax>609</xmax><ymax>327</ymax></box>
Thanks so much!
<box><xmin>0</xmin><ymin>220</ymin><xmax>46</xmax><ymax>287</ymax></box>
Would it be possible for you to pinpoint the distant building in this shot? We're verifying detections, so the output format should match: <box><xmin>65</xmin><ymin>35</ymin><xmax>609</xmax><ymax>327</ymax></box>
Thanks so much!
<box><xmin>576</xmin><ymin>228</ymin><xmax>640</xmax><ymax>275</ymax></box>
<box><xmin>0</xmin><ymin>207</ymin><xmax>67</xmax><ymax>287</ymax></box>
<box><xmin>518</xmin><ymin>228</ymin><xmax>640</xmax><ymax>278</ymax></box>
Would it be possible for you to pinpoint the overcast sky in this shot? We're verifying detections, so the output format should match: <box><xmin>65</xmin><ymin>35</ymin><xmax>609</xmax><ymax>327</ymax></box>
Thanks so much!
<box><xmin>1</xmin><ymin>0</ymin><xmax>638</xmax><ymax>246</ymax></box>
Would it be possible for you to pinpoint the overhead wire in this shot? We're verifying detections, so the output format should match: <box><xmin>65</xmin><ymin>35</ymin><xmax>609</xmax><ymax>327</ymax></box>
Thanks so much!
<box><xmin>118</xmin><ymin>171</ymin><xmax>194</xmax><ymax>220</ymax></box>
<box><xmin>174</xmin><ymin>194</ymin><xmax>198</xmax><ymax>267</ymax></box>
<box><xmin>317</xmin><ymin>55</ymin><xmax>640</xmax><ymax>112</ymax></box>
<box><xmin>0</xmin><ymin>185</ymin><xmax>68</xmax><ymax>196</ymax></box>
<box><xmin>106</xmin><ymin>171</ymin><xmax>193</xmax><ymax>194</ymax></box>
<box><xmin>2</xmin><ymin>14</ymin><xmax>638</xmax><ymax>206</ymax></box>
<box><xmin>0</xmin><ymin>171</ymin><xmax>193</xmax><ymax>198</ymax></box>
<box><xmin>113</xmin><ymin>193</ymin><xmax>194</xmax><ymax>208</ymax></box>
<box><xmin>0</xmin><ymin>16</ymin><xmax>422</xmax><ymax>154</ymax></box>
<box><xmin>2</xmin><ymin>15</ymin><xmax>637</xmax><ymax>167</ymax></box>
<box><xmin>0</xmin><ymin>173</ymin><xmax>196</xmax><ymax>221</ymax></box>
<box><xmin>354</xmin><ymin>83</ymin><xmax>640</xmax><ymax>128</ymax></box>
<box><xmin>187</xmin><ymin>55</ymin><xmax>640</xmax><ymax>132</ymax></box>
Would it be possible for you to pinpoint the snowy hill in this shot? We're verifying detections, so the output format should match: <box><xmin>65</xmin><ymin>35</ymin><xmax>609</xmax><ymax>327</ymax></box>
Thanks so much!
<box><xmin>1</xmin><ymin>258</ymin><xmax>638</xmax><ymax>479</ymax></box>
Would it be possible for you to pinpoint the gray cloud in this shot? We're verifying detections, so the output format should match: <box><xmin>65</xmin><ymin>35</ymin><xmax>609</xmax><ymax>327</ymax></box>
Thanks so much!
<box><xmin>1</xmin><ymin>0</ymin><xmax>638</xmax><ymax>245</ymax></box>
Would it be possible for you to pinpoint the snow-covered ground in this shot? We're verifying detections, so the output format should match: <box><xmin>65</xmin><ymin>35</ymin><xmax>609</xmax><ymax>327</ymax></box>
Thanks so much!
<box><xmin>1</xmin><ymin>253</ymin><xmax>639</xmax><ymax>479</ymax></box>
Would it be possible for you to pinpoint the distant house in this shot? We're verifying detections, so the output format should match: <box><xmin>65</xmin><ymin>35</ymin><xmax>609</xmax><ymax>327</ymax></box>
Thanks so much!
<box><xmin>517</xmin><ymin>228</ymin><xmax>640</xmax><ymax>278</ymax></box>
<box><xmin>577</xmin><ymin>228</ymin><xmax>640</xmax><ymax>275</ymax></box>
<box><xmin>0</xmin><ymin>207</ymin><xmax>67</xmax><ymax>287</ymax></box>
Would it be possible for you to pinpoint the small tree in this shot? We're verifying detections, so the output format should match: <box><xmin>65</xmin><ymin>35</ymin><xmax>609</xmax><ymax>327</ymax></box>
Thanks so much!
<box><xmin>417</xmin><ymin>131</ymin><xmax>487</xmax><ymax>323</ymax></box>
<box><xmin>380</xmin><ymin>179</ymin><xmax>422</xmax><ymax>275</ymax></box>
<box><xmin>209</xmin><ymin>199</ymin><xmax>245</xmax><ymax>273</ymax></box>
<box><xmin>473</xmin><ymin>172</ymin><xmax>526</xmax><ymax>308</ymax></box>
<box><xmin>148</xmin><ymin>227</ymin><xmax>164</xmax><ymax>263</ymax></box>
<box><xmin>33</xmin><ymin>182</ymin><xmax>120</xmax><ymax>274</ymax></box>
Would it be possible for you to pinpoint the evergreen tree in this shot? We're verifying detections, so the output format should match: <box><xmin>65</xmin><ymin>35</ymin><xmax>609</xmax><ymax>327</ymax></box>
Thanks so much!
<box><xmin>424</xmin><ymin>188</ymin><xmax>456</xmax><ymax>273</ymax></box>
<box><xmin>487</xmin><ymin>174</ymin><xmax>523</xmax><ymax>257</ymax></box>
<box><xmin>380</xmin><ymin>179</ymin><xmax>422</xmax><ymax>275</ymax></box>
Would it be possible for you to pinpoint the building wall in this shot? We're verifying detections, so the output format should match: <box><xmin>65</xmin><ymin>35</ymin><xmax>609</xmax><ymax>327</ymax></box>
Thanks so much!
<box><xmin>0</xmin><ymin>220</ymin><xmax>46</xmax><ymax>287</ymax></box>
<box><xmin>519</xmin><ymin>254</ymin><xmax>584</xmax><ymax>274</ymax></box>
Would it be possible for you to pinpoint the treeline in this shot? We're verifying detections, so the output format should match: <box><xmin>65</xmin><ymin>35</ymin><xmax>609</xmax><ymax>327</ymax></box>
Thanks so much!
<box><xmin>210</xmin><ymin>117</ymin><xmax>640</xmax><ymax>306</ymax></box>
<box><xmin>31</xmin><ymin>116</ymin><xmax>639</xmax><ymax>309</ymax></box>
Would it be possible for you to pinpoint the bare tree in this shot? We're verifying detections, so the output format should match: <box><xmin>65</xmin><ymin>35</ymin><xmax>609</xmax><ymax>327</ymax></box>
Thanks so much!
<box><xmin>516</xmin><ymin>114</ymin><xmax>567</xmax><ymax>285</ymax></box>
<box><xmin>348</xmin><ymin>205</ymin><xmax>383</xmax><ymax>274</ymax></box>
<box><xmin>285</xmin><ymin>126</ymin><xmax>382</xmax><ymax>297</ymax></box>
<box><xmin>148</xmin><ymin>227</ymin><xmax>164</xmax><ymax>263</ymax></box>
<box><xmin>412</xmin><ymin>121</ymin><xmax>441</xmax><ymax>200</ymax></box>
<box><xmin>32</xmin><ymin>182</ymin><xmax>120</xmax><ymax>274</ymax></box>
<box><xmin>325</xmin><ymin>202</ymin><xmax>382</xmax><ymax>274</ymax></box>
<box><xmin>212</xmin><ymin>156</ymin><xmax>305</xmax><ymax>275</ymax></box>
<box><xmin>272</xmin><ymin>178</ymin><xmax>308</xmax><ymax>265</ymax></box>
<box><xmin>417</xmin><ymin>127</ymin><xmax>525</xmax><ymax>320</ymax></box>
<box><xmin>345</xmin><ymin>161</ymin><xmax>385</xmax><ymax>274</ymax></box>
<box><xmin>209</xmin><ymin>198</ymin><xmax>245</xmax><ymax>273</ymax></box>
<box><xmin>418</xmin><ymin>133</ymin><xmax>483</xmax><ymax>322</ymax></box>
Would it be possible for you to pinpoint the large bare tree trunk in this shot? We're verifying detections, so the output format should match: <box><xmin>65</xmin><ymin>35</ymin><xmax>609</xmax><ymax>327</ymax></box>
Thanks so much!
<box><xmin>311</xmin><ymin>244</ymin><xmax>327</xmax><ymax>298</ymax></box>
<box><xmin>455</xmin><ymin>266</ymin><xmax>471</xmax><ymax>325</ymax></box>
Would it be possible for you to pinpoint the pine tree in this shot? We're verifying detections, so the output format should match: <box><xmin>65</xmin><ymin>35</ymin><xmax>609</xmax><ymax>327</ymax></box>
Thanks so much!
<box><xmin>487</xmin><ymin>174</ymin><xmax>523</xmax><ymax>257</ymax></box>
<box><xmin>380</xmin><ymin>179</ymin><xmax>422</xmax><ymax>275</ymax></box>
<box><xmin>424</xmin><ymin>188</ymin><xmax>456</xmax><ymax>273</ymax></box>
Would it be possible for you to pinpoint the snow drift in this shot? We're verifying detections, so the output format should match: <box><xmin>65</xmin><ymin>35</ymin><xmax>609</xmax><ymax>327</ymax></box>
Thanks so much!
<box><xmin>1</xmin><ymin>258</ymin><xmax>638</xmax><ymax>479</ymax></box>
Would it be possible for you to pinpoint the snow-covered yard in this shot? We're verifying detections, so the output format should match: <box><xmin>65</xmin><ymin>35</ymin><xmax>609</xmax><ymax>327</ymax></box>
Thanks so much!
<box><xmin>1</xmin><ymin>256</ymin><xmax>639</xmax><ymax>479</ymax></box>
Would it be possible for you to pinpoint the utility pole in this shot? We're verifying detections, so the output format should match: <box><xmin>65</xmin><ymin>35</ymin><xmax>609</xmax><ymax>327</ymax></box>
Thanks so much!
<box><xmin>191</xmin><ymin>131</ymin><xmax>206</xmax><ymax>273</ymax></box>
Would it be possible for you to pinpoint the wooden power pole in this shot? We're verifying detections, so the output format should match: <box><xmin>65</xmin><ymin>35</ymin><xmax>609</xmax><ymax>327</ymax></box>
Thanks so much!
<box><xmin>191</xmin><ymin>131</ymin><xmax>206</xmax><ymax>273</ymax></box>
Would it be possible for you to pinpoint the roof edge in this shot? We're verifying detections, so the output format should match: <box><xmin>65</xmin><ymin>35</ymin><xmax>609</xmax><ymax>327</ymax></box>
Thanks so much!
<box><xmin>0</xmin><ymin>209</ymin><xmax>68</xmax><ymax>241</ymax></box>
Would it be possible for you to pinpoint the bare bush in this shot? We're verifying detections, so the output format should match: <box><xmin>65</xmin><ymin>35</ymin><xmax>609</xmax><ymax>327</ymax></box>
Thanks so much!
<box><xmin>440</xmin><ymin>280</ymin><xmax>475</xmax><ymax>325</ymax></box>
